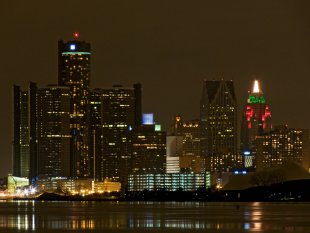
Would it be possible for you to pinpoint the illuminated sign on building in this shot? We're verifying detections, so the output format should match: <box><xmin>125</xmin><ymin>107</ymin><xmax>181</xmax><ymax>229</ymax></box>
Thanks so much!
<box><xmin>70</xmin><ymin>44</ymin><xmax>76</xmax><ymax>51</ymax></box>
<box><xmin>248</xmin><ymin>95</ymin><xmax>265</xmax><ymax>104</ymax></box>
<box><xmin>155</xmin><ymin>124</ymin><xmax>161</xmax><ymax>131</ymax></box>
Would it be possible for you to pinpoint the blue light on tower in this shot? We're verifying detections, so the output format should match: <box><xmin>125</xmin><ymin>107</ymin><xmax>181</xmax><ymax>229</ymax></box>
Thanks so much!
<box><xmin>142</xmin><ymin>113</ymin><xmax>154</xmax><ymax>125</ymax></box>
<box><xmin>70</xmin><ymin>44</ymin><xmax>76</xmax><ymax>51</ymax></box>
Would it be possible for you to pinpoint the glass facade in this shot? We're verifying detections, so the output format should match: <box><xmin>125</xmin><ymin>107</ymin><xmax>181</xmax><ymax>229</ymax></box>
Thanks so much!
<box><xmin>128</xmin><ymin>173</ymin><xmax>211</xmax><ymax>192</ymax></box>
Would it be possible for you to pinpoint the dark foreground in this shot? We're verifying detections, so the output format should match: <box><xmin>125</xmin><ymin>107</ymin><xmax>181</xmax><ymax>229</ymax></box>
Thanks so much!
<box><xmin>0</xmin><ymin>201</ymin><xmax>310</xmax><ymax>232</ymax></box>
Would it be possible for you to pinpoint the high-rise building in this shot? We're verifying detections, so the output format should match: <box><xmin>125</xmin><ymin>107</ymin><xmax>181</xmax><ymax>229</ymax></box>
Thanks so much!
<box><xmin>255</xmin><ymin>125</ymin><xmax>310</xmax><ymax>171</ymax></box>
<box><xmin>131</xmin><ymin>124</ymin><xmax>166</xmax><ymax>174</ymax></box>
<box><xmin>101</xmin><ymin>85</ymin><xmax>142</xmax><ymax>181</ymax></box>
<box><xmin>58</xmin><ymin>34</ymin><xmax>91</xmax><ymax>177</ymax></box>
<box><xmin>13</xmin><ymin>86</ymin><xmax>30</xmax><ymax>178</ymax></box>
<box><xmin>89</xmin><ymin>89</ymin><xmax>103</xmax><ymax>180</ymax></box>
<box><xmin>28</xmin><ymin>82</ymin><xmax>38</xmax><ymax>181</ymax></box>
<box><xmin>241</xmin><ymin>80</ymin><xmax>272</xmax><ymax>168</ymax></box>
<box><xmin>181</xmin><ymin>119</ymin><xmax>201</xmax><ymax>157</ymax></box>
<box><xmin>13</xmin><ymin>83</ymin><xmax>71</xmax><ymax>180</ymax></box>
<box><xmin>200</xmin><ymin>79</ymin><xmax>238</xmax><ymax>172</ymax></box>
<box><xmin>36</xmin><ymin>85</ymin><xmax>71</xmax><ymax>177</ymax></box>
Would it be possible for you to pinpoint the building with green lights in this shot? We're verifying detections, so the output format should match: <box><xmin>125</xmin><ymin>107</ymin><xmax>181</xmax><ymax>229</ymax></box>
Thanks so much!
<box><xmin>241</xmin><ymin>80</ymin><xmax>272</xmax><ymax>169</ymax></box>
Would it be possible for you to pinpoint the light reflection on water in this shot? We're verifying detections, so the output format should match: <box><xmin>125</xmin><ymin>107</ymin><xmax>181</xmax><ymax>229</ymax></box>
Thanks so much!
<box><xmin>0</xmin><ymin>201</ymin><xmax>310</xmax><ymax>232</ymax></box>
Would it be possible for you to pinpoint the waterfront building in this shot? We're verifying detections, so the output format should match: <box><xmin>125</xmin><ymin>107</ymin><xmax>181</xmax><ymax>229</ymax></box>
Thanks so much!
<box><xmin>127</xmin><ymin>173</ymin><xmax>211</xmax><ymax>192</ymax></box>
<box><xmin>7</xmin><ymin>175</ymin><xmax>29</xmax><ymax>194</ymax></box>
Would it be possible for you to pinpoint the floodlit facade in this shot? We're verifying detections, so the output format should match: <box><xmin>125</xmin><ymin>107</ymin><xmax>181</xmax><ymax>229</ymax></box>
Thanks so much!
<box><xmin>241</xmin><ymin>80</ymin><xmax>272</xmax><ymax>168</ymax></box>
<box><xmin>127</xmin><ymin>173</ymin><xmax>211</xmax><ymax>192</ymax></box>
<box><xmin>37</xmin><ymin>177</ymin><xmax>121</xmax><ymax>194</ymax></box>
<box><xmin>7</xmin><ymin>175</ymin><xmax>29</xmax><ymax>194</ymax></box>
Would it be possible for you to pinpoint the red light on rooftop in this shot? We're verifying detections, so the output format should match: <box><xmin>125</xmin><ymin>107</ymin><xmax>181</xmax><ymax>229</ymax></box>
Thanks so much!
<box><xmin>74</xmin><ymin>32</ymin><xmax>79</xmax><ymax>39</ymax></box>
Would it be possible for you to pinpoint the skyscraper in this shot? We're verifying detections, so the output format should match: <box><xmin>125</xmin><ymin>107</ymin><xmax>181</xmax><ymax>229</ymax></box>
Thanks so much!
<box><xmin>200</xmin><ymin>79</ymin><xmax>238</xmax><ymax>172</ymax></box>
<box><xmin>36</xmin><ymin>85</ymin><xmax>71</xmax><ymax>177</ymax></box>
<box><xmin>241</xmin><ymin>80</ymin><xmax>272</xmax><ymax>167</ymax></box>
<box><xmin>13</xmin><ymin>86</ymin><xmax>29</xmax><ymax>178</ymax></box>
<box><xmin>101</xmin><ymin>84</ymin><xmax>142</xmax><ymax>181</ymax></box>
<box><xmin>13</xmin><ymin>83</ymin><xmax>71</xmax><ymax>180</ymax></box>
<box><xmin>131</xmin><ymin>124</ymin><xmax>166</xmax><ymax>174</ymax></box>
<box><xmin>58</xmin><ymin>34</ymin><xmax>91</xmax><ymax>177</ymax></box>
<box><xmin>89</xmin><ymin>89</ymin><xmax>103</xmax><ymax>180</ymax></box>
<box><xmin>181</xmin><ymin>119</ymin><xmax>201</xmax><ymax>157</ymax></box>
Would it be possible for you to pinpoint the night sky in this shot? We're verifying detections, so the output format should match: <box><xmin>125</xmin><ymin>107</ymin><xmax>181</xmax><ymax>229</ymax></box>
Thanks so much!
<box><xmin>1</xmin><ymin>1</ymin><xmax>310</xmax><ymax>177</ymax></box>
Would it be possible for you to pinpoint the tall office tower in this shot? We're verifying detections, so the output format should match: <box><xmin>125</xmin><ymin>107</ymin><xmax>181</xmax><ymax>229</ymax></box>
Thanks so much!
<box><xmin>131</xmin><ymin>124</ymin><xmax>166</xmax><ymax>174</ymax></box>
<box><xmin>241</xmin><ymin>80</ymin><xmax>272</xmax><ymax>168</ymax></box>
<box><xmin>101</xmin><ymin>84</ymin><xmax>142</xmax><ymax>181</ymax></box>
<box><xmin>13</xmin><ymin>83</ymin><xmax>37</xmax><ymax>180</ymax></box>
<box><xmin>28</xmin><ymin>82</ymin><xmax>38</xmax><ymax>181</ymax></box>
<box><xmin>58</xmin><ymin>33</ymin><xmax>91</xmax><ymax>177</ymax></box>
<box><xmin>255</xmin><ymin>125</ymin><xmax>310</xmax><ymax>171</ymax></box>
<box><xmin>89</xmin><ymin>89</ymin><xmax>103</xmax><ymax>180</ymax></box>
<box><xmin>200</xmin><ymin>79</ymin><xmax>238</xmax><ymax>172</ymax></box>
<box><xmin>13</xmin><ymin>86</ymin><xmax>30</xmax><ymax>177</ymax></box>
<box><xmin>181</xmin><ymin>119</ymin><xmax>201</xmax><ymax>156</ymax></box>
<box><xmin>36</xmin><ymin>86</ymin><xmax>71</xmax><ymax>177</ymax></box>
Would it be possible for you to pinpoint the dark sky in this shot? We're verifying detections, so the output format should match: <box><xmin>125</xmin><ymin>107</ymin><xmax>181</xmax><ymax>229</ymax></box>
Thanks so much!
<box><xmin>1</xmin><ymin>1</ymin><xmax>310</xmax><ymax>177</ymax></box>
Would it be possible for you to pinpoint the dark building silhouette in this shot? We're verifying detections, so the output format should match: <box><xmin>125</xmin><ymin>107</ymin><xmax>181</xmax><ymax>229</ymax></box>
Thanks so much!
<box><xmin>241</xmin><ymin>80</ymin><xmax>272</xmax><ymax>168</ymax></box>
<box><xmin>200</xmin><ymin>79</ymin><xmax>239</xmax><ymax>172</ymax></box>
<box><xmin>101</xmin><ymin>85</ymin><xmax>142</xmax><ymax>181</ymax></box>
<box><xmin>28</xmin><ymin>82</ymin><xmax>38</xmax><ymax>182</ymax></box>
<box><xmin>36</xmin><ymin>86</ymin><xmax>71</xmax><ymax>177</ymax></box>
<box><xmin>13</xmin><ymin>83</ymin><xmax>71</xmax><ymax>181</ymax></box>
<box><xmin>58</xmin><ymin>35</ymin><xmax>91</xmax><ymax>178</ymax></box>
<box><xmin>131</xmin><ymin>124</ymin><xmax>166</xmax><ymax>174</ymax></box>
<box><xmin>89</xmin><ymin>89</ymin><xmax>103</xmax><ymax>180</ymax></box>
<box><xmin>13</xmin><ymin>86</ymin><xmax>29</xmax><ymax>178</ymax></box>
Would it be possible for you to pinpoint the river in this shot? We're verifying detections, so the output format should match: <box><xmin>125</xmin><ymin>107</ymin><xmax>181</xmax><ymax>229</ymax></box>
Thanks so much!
<box><xmin>0</xmin><ymin>201</ymin><xmax>309</xmax><ymax>232</ymax></box>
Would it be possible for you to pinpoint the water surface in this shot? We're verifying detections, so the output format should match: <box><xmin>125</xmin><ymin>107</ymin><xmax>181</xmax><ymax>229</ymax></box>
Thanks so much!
<box><xmin>0</xmin><ymin>201</ymin><xmax>309</xmax><ymax>232</ymax></box>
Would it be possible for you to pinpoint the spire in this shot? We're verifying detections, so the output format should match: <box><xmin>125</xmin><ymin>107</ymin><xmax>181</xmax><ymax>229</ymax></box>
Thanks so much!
<box><xmin>252</xmin><ymin>80</ymin><xmax>260</xmax><ymax>93</ymax></box>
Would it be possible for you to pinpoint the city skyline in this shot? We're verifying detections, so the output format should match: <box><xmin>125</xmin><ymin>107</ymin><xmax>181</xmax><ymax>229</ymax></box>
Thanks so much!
<box><xmin>1</xmin><ymin>1</ymin><xmax>310</xmax><ymax>177</ymax></box>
